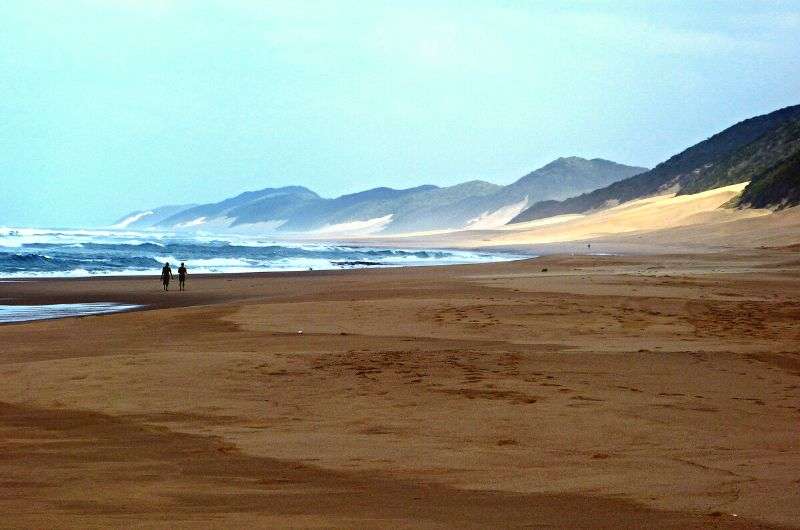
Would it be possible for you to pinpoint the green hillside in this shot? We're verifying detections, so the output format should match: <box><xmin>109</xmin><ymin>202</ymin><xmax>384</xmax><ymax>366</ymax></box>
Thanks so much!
<box><xmin>511</xmin><ymin>104</ymin><xmax>800</xmax><ymax>224</ymax></box>
<box><xmin>735</xmin><ymin>150</ymin><xmax>800</xmax><ymax>210</ymax></box>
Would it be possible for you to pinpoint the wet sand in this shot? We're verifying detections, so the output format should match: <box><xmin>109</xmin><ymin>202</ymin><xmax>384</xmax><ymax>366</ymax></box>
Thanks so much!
<box><xmin>1</xmin><ymin>249</ymin><xmax>799</xmax><ymax>528</ymax></box>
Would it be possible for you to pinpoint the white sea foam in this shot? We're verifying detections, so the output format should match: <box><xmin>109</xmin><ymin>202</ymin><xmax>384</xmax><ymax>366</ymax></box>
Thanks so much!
<box><xmin>0</xmin><ymin>226</ymin><xmax>172</xmax><ymax>248</ymax></box>
<box><xmin>0</xmin><ymin>303</ymin><xmax>142</xmax><ymax>323</ymax></box>
<box><xmin>154</xmin><ymin>256</ymin><xmax>253</xmax><ymax>268</ymax></box>
<box><xmin>0</xmin><ymin>226</ymin><xmax>359</xmax><ymax>250</ymax></box>
<box><xmin>0</xmin><ymin>269</ymin><xmax>158</xmax><ymax>278</ymax></box>
<box><xmin>0</xmin><ymin>225</ymin><xmax>526</xmax><ymax>278</ymax></box>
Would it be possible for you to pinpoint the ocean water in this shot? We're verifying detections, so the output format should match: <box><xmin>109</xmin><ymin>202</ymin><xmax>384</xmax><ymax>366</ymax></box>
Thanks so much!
<box><xmin>0</xmin><ymin>303</ymin><xmax>141</xmax><ymax>323</ymax></box>
<box><xmin>0</xmin><ymin>227</ymin><xmax>524</xmax><ymax>278</ymax></box>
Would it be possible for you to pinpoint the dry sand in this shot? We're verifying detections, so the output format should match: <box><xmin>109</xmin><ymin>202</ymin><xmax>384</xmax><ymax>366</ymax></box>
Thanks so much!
<box><xmin>1</xmin><ymin>246</ymin><xmax>800</xmax><ymax>528</ymax></box>
<box><xmin>487</xmin><ymin>183</ymin><xmax>763</xmax><ymax>245</ymax></box>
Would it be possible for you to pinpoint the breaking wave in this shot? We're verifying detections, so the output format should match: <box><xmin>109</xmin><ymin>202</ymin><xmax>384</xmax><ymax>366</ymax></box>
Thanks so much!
<box><xmin>0</xmin><ymin>227</ymin><xmax>525</xmax><ymax>277</ymax></box>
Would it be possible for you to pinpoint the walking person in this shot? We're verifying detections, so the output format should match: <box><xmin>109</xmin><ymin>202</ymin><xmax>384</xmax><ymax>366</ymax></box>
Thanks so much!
<box><xmin>178</xmin><ymin>262</ymin><xmax>187</xmax><ymax>291</ymax></box>
<box><xmin>161</xmin><ymin>262</ymin><xmax>173</xmax><ymax>291</ymax></box>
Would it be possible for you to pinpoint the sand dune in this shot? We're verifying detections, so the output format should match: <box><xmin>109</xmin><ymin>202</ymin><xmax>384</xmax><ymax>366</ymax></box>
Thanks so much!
<box><xmin>607</xmin><ymin>202</ymin><xmax>800</xmax><ymax>249</ymax></box>
<box><xmin>477</xmin><ymin>183</ymin><xmax>770</xmax><ymax>245</ymax></box>
<box><xmin>338</xmin><ymin>183</ymin><xmax>800</xmax><ymax>253</ymax></box>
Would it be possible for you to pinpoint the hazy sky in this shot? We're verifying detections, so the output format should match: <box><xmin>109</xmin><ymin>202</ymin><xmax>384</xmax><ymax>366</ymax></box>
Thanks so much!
<box><xmin>2</xmin><ymin>1</ymin><xmax>799</xmax><ymax>227</ymax></box>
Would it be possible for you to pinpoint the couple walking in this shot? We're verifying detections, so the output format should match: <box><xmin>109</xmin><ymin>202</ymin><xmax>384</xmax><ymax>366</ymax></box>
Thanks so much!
<box><xmin>161</xmin><ymin>262</ymin><xmax>187</xmax><ymax>291</ymax></box>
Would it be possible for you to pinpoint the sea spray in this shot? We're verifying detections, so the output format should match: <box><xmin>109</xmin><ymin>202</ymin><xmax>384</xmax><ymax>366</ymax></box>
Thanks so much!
<box><xmin>0</xmin><ymin>227</ymin><xmax>527</xmax><ymax>278</ymax></box>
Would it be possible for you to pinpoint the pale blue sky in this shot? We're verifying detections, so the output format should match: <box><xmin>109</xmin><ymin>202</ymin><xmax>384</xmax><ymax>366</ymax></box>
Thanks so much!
<box><xmin>2</xmin><ymin>1</ymin><xmax>799</xmax><ymax>227</ymax></box>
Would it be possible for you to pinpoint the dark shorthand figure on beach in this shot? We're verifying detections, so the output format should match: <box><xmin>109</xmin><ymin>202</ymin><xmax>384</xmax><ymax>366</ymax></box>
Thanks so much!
<box><xmin>178</xmin><ymin>262</ymin><xmax>187</xmax><ymax>291</ymax></box>
<box><xmin>161</xmin><ymin>262</ymin><xmax>173</xmax><ymax>291</ymax></box>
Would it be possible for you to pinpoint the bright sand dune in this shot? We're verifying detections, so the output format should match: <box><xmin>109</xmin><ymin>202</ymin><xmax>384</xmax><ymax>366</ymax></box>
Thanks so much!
<box><xmin>345</xmin><ymin>182</ymin><xmax>792</xmax><ymax>252</ymax></box>
<box><xmin>486</xmin><ymin>182</ymin><xmax>768</xmax><ymax>245</ymax></box>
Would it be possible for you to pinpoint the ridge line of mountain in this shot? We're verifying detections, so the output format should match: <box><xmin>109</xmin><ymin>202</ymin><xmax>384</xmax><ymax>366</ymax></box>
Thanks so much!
<box><xmin>117</xmin><ymin>102</ymin><xmax>800</xmax><ymax>235</ymax></box>
<box><xmin>510</xmin><ymin>103</ymin><xmax>800</xmax><ymax>224</ymax></box>
<box><xmin>115</xmin><ymin>156</ymin><xmax>647</xmax><ymax>233</ymax></box>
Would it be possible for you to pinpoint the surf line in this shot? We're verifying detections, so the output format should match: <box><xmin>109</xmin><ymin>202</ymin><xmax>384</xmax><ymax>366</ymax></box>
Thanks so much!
<box><xmin>0</xmin><ymin>303</ymin><xmax>143</xmax><ymax>323</ymax></box>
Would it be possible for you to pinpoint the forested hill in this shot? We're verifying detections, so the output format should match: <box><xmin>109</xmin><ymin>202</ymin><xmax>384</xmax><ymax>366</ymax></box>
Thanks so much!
<box><xmin>510</xmin><ymin>104</ymin><xmax>800</xmax><ymax>224</ymax></box>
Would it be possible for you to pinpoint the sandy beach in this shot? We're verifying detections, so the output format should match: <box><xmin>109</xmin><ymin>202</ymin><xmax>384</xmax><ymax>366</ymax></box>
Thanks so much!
<box><xmin>1</xmin><ymin>247</ymin><xmax>799</xmax><ymax>528</ymax></box>
<box><xmin>4</xmin><ymin>2</ymin><xmax>799</xmax><ymax>527</ymax></box>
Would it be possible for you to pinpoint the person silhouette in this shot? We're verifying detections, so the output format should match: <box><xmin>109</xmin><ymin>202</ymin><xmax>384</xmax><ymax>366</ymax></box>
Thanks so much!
<box><xmin>161</xmin><ymin>262</ymin><xmax>173</xmax><ymax>291</ymax></box>
<box><xmin>178</xmin><ymin>262</ymin><xmax>187</xmax><ymax>291</ymax></box>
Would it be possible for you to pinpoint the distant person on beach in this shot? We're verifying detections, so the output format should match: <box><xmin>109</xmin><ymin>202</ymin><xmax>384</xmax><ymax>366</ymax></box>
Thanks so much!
<box><xmin>178</xmin><ymin>262</ymin><xmax>187</xmax><ymax>291</ymax></box>
<box><xmin>161</xmin><ymin>262</ymin><xmax>173</xmax><ymax>291</ymax></box>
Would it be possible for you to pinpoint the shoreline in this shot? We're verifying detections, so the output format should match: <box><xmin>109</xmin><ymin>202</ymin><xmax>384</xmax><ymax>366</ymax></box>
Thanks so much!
<box><xmin>0</xmin><ymin>258</ymin><xmax>542</xmax><ymax>313</ymax></box>
<box><xmin>2</xmin><ymin>249</ymin><xmax>799</xmax><ymax>527</ymax></box>
<box><xmin>0</xmin><ymin>302</ymin><xmax>144</xmax><ymax>324</ymax></box>
<box><xmin>0</xmin><ymin>239</ymin><xmax>533</xmax><ymax>284</ymax></box>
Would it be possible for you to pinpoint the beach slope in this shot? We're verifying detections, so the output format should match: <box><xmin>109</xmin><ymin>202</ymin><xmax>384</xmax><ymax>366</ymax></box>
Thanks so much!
<box><xmin>1</xmin><ymin>251</ymin><xmax>799</xmax><ymax>528</ymax></box>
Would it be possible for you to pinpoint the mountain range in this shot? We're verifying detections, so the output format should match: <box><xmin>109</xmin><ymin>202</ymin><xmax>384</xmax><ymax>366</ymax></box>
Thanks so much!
<box><xmin>114</xmin><ymin>157</ymin><xmax>646</xmax><ymax>234</ymax></box>
<box><xmin>116</xmin><ymin>103</ymin><xmax>800</xmax><ymax>236</ymax></box>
